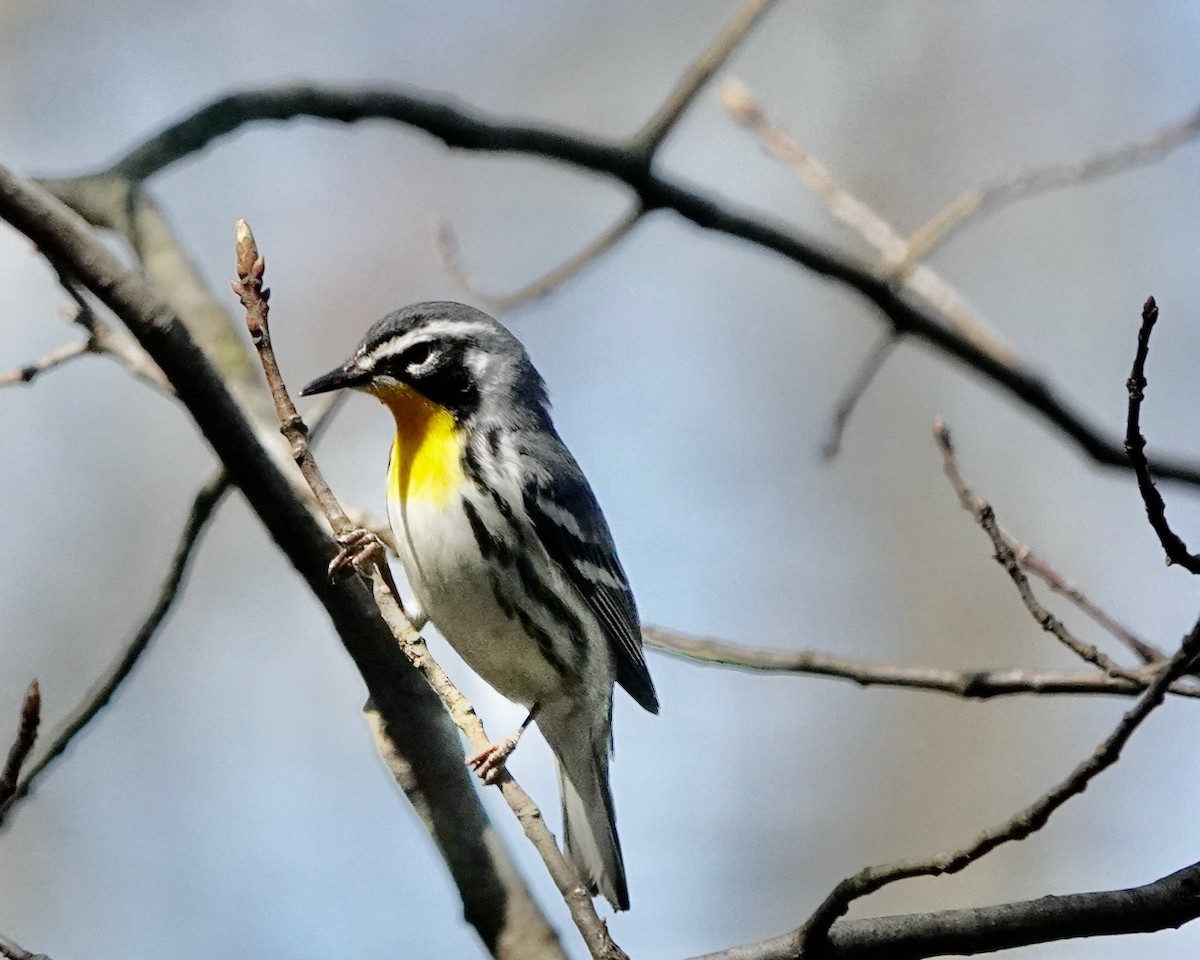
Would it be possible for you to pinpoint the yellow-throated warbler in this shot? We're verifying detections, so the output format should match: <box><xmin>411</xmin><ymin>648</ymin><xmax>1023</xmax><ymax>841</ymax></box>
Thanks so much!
<box><xmin>301</xmin><ymin>301</ymin><xmax>658</xmax><ymax>910</ymax></box>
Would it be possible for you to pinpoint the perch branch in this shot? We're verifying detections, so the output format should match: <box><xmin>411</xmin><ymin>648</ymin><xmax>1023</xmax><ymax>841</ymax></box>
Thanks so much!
<box><xmin>0</xmin><ymin>933</ymin><xmax>50</xmax><ymax>960</ymax></box>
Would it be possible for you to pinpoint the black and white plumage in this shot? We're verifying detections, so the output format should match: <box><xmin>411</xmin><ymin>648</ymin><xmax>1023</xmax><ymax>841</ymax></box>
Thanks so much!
<box><xmin>301</xmin><ymin>302</ymin><xmax>658</xmax><ymax>910</ymax></box>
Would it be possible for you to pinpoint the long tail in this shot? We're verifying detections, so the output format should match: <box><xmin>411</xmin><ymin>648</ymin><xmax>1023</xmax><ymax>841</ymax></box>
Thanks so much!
<box><xmin>541</xmin><ymin>705</ymin><xmax>629</xmax><ymax>911</ymax></box>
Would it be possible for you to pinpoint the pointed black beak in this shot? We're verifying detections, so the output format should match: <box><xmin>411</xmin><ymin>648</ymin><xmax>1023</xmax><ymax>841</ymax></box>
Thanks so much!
<box><xmin>300</xmin><ymin>362</ymin><xmax>371</xmax><ymax>396</ymax></box>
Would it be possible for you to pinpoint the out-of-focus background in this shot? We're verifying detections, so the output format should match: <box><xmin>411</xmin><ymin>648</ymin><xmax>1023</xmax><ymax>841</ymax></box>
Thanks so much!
<box><xmin>3</xmin><ymin>2</ymin><xmax>1200</xmax><ymax>958</ymax></box>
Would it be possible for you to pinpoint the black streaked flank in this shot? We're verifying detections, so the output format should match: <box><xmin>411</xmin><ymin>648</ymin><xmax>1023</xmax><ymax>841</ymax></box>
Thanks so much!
<box><xmin>514</xmin><ymin>551</ymin><xmax>587</xmax><ymax>661</ymax></box>
<box><xmin>487</xmin><ymin>424</ymin><xmax>504</xmax><ymax>458</ymax></box>
<box><xmin>461</xmin><ymin>440</ymin><xmax>488</xmax><ymax>495</ymax></box>
<box><xmin>462</xmin><ymin>499</ymin><xmax>513</xmax><ymax>566</ymax></box>
<box><xmin>513</xmin><ymin>601</ymin><xmax>575</xmax><ymax>681</ymax></box>
<box><xmin>523</xmin><ymin>474</ymin><xmax>659</xmax><ymax>714</ymax></box>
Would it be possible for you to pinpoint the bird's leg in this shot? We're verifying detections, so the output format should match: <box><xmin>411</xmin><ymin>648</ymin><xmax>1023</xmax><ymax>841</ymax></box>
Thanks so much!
<box><xmin>327</xmin><ymin>528</ymin><xmax>413</xmax><ymax>620</ymax></box>
<box><xmin>468</xmin><ymin>704</ymin><xmax>540</xmax><ymax>785</ymax></box>
<box><xmin>328</xmin><ymin>527</ymin><xmax>387</xmax><ymax>581</ymax></box>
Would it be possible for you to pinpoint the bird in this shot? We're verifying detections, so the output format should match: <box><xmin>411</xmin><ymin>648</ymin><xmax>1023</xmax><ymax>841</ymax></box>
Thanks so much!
<box><xmin>301</xmin><ymin>301</ymin><xmax>658</xmax><ymax>910</ymax></box>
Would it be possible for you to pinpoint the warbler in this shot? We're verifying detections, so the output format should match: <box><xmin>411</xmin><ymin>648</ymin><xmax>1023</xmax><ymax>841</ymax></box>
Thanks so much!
<box><xmin>301</xmin><ymin>301</ymin><xmax>658</xmax><ymax>910</ymax></box>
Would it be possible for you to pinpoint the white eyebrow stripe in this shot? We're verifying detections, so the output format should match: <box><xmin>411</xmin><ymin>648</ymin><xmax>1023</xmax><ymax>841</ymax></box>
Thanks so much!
<box><xmin>358</xmin><ymin>320</ymin><xmax>496</xmax><ymax>366</ymax></box>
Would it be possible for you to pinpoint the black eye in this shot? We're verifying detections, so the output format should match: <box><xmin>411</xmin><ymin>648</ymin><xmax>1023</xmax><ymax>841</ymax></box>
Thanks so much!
<box><xmin>402</xmin><ymin>341</ymin><xmax>435</xmax><ymax>370</ymax></box>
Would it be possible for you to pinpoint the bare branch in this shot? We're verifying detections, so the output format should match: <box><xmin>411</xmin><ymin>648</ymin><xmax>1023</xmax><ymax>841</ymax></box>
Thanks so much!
<box><xmin>821</xmin><ymin>333</ymin><xmax>897</xmax><ymax>460</ymax></box>
<box><xmin>2</xmin><ymin>272</ymin><xmax>171</xmax><ymax>394</ymax></box>
<box><xmin>1015</xmin><ymin>543</ymin><xmax>1162</xmax><ymax>664</ymax></box>
<box><xmin>798</xmin><ymin>547</ymin><xmax>1200</xmax><ymax>950</ymax></box>
<box><xmin>643</xmin><ymin>626</ymin><xmax>1196</xmax><ymax>699</ymax></box>
<box><xmin>690</xmin><ymin>858</ymin><xmax>1200</xmax><ymax>960</ymax></box>
<box><xmin>0</xmin><ymin>340</ymin><xmax>90</xmax><ymax>387</ymax></box>
<box><xmin>437</xmin><ymin>204</ymin><xmax>642</xmax><ymax>312</ymax></box>
<box><xmin>0</xmin><ymin>472</ymin><xmax>229</xmax><ymax>828</ymax></box>
<box><xmin>899</xmin><ymin>103</ymin><xmax>1200</xmax><ymax>269</ymax></box>
<box><xmin>935</xmin><ymin>419</ymin><xmax>1153</xmax><ymax>683</ymax></box>
<box><xmin>1125</xmin><ymin>296</ymin><xmax>1200</xmax><ymax>573</ymax></box>
<box><xmin>720</xmin><ymin>79</ymin><xmax>1015</xmax><ymax>365</ymax></box>
<box><xmin>93</xmin><ymin>82</ymin><xmax>1200</xmax><ymax>488</ymax></box>
<box><xmin>233</xmin><ymin>222</ymin><xmax>624</xmax><ymax>960</ymax></box>
<box><xmin>433</xmin><ymin>0</ymin><xmax>776</xmax><ymax>309</ymax></box>
<box><xmin>634</xmin><ymin>0</ymin><xmax>781</xmax><ymax>153</ymax></box>
<box><xmin>0</xmin><ymin>681</ymin><xmax>40</xmax><ymax>805</ymax></box>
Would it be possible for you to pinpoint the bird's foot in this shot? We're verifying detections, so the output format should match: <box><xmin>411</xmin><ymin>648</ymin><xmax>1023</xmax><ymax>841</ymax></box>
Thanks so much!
<box><xmin>467</xmin><ymin>733</ymin><xmax>523</xmax><ymax>785</ymax></box>
<box><xmin>328</xmin><ymin>527</ymin><xmax>387</xmax><ymax>582</ymax></box>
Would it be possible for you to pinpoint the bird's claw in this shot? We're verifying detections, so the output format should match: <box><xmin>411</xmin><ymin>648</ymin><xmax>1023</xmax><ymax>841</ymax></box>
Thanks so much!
<box><xmin>328</xmin><ymin>527</ymin><xmax>386</xmax><ymax>582</ymax></box>
<box><xmin>467</xmin><ymin>735</ymin><xmax>521</xmax><ymax>785</ymax></box>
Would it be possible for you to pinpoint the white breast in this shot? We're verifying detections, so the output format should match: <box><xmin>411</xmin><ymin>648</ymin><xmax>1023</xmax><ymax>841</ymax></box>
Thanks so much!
<box><xmin>387</xmin><ymin>485</ymin><xmax>569</xmax><ymax>707</ymax></box>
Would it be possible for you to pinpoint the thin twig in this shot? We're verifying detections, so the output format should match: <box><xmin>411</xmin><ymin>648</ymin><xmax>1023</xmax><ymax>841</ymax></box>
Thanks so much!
<box><xmin>821</xmin><ymin>333</ymin><xmax>897</xmax><ymax>459</ymax></box>
<box><xmin>935</xmin><ymin>419</ymin><xmax>1151</xmax><ymax>684</ymax></box>
<box><xmin>0</xmin><ymin>341</ymin><xmax>90</xmax><ymax>387</ymax></box>
<box><xmin>634</xmin><ymin>0</ymin><xmax>781</xmax><ymax>153</ymax></box>
<box><xmin>437</xmin><ymin>204</ymin><xmax>643</xmax><ymax>312</ymax></box>
<box><xmin>643</xmin><ymin>626</ymin><xmax>1197</xmax><ymax>699</ymax></box>
<box><xmin>0</xmin><ymin>682</ymin><xmax>40</xmax><ymax>805</ymax></box>
<box><xmin>898</xmin><ymin>103</ymin><xmax>1200</xmax><ymax>270</ymax></box>
<box><xmin>1125</xmin><ymin>296</ymin><xmax>1200</xmax><ymax>573</ymax></box>
<box><xmin>233</xmin><ymin>221</ymin><xmax>627</xmax><ymax>960</ymax></box>
<box><xmin>800</xmin><ymin>611</ymin><xmax>1200</xmax><ymax>950</ymax></box>
<box><xmin>1015</xmin><ymin>544</ymin><xmax>1163</xmax><ymax>664</ymax></box>
<box><xmin>0</xmin><ymin>472</ymin><xmax>229</xmax><ymax>828</ymax></box>
<box><xmin>720</xmin><ymin>79</ymin><xmax>1015</xmax><ymax>365</ymax></box>
<box><xmin>50</xmin><ymin>263</ymin><xmax>173</xmax><ymax>395</ymax></box>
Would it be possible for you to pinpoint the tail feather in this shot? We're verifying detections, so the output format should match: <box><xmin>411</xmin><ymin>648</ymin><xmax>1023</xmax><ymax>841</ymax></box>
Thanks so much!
<box><xmin>542</xmin><ymin>707</ymin><xmax>629</xmax><ymax>910</ymax></box>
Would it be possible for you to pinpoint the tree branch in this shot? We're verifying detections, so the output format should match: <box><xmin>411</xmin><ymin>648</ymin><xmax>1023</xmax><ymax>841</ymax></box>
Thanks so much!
<box><xmin>1125</xmin><ymin>296</ymin><xmax>1200</xmax><ymax>573</ymax></box>
<box><xmin>633</xmin><ymin>0</ymin><xmax>781</xmax><ymax>153</ymax></box>
<box><xmin>898</xmin><ymin>102</ymin><xmax>1200</xmax><ymax>270</ymax></box>
<box><xmin>0</xmin><ymin>472</ymin><xmax>229</xmax><ymax>827</ymax></box>
<box><xmin>642</xmin><ymin>626</ymin><xmax>1194</xmax><ymax>699</ymax></box>
<box><xmin>0</xmin><ymin>682</ymin><xmax>39</xmax><ymax>806</ymax></box>
<box><xmin>437</xmin><ymin>204</ymin><xmax>642</xmax><ymax>312</ymax></box>
<box><xmin>0</xmin><ymin>340</ymin><xmax>89</xmax><ymax>387</ymax></box>
<box><xmin>935</xmin><ymin>419</ymin><xmax>1151</xmax><ymax>683</ymax></box>
<box><xmin>821</xmin><ymin>332</ymin><xmax>897</xmax><ymax>459</ymax></box>
<box><xmin>720</xmin><ymin>79</ymin><xmax>1013</xmax><ymax>365</ymax></box>
<box><xmin>84</xmin><ymin>82</ymin><xmax>1200</xmax><ymax>487</ymax></box>
<box><xmin>688</xmin><ymin>858</ymin><xmax>1200</xmax><ymax>960</ymax></box>
<box><xmin>798</xmin><ymin>610</ymin><xmax>1200</xmax><ymax>950</ymax></box>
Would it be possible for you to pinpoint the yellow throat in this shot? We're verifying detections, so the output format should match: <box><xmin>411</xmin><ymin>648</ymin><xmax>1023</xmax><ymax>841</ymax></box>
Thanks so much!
<box><xmin>378</xmin><ymin>383</ymin><xmax>464</xmax><ymax>507</ymax></box>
